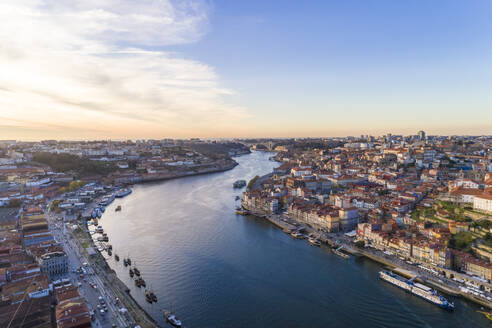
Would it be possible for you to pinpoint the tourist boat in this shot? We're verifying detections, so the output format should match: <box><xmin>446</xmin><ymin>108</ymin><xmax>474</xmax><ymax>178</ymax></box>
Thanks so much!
<box><xmin>163</xmin><ymin>311</ymin><xmax>182</xmax><ymax>327</ymax></box>
<box><xmin>145</xmin><ymin>290</ymin><xmax>158</xmax><ymax>303</ymax></box>
<box><xmin>233</xmin><ymin>180</ymin><xmax>246</xmax><ymax>188</ymax></box>
<box><xmin>135</xmin><ymin>277</ymin><xmax>146</xmax><ymax>288</ymax></box>
<box><xmin>333</xmin><ymin>246</ymin><xmax>350</xmax><ymax>259</ymax></box>
<box><xmin>115</xmin><ymin>188</ymin><xmax>132</xmax><ymax>198</ymax></box>
<box><xmin>290</xmin><ymin>231</ymin><xmax>305</xmax><ymax>239</ymax></box>
<box><xmin>115</xmin><ymin>205</ymin><xmax>121</xmax><ymax>212</ymax></box>
<box><xmin>235</xmin><ymin>208</ymin><xmax>248</xmax><ymax>215</ymax></box>
<box><xmin>115</xmin><ymin>254</ymin><xmax>120</xmax><ymax>261</ymax></box>
<box><xmin>308</xmin><ymin>237</ymin><xmax>321</xmax><ymax>246</ymax></box>
<box><xmin>379</xmin><ymin>271</ymin><xmax>454</xmax><ymax>310</ymax></box>
<box><xmin>145</xmin><ymin>290</ymin><xmax>153</xmax><ymax>303</ymax></box>
<box><xmin>129</xmin><ymin>268</ymin><xmax>134</xmax><ymax>277</ymax></box>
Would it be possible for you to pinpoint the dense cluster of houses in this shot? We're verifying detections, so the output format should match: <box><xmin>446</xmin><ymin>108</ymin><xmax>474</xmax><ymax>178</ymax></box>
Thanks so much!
<box><xmin>243</xmin><ymin>133</ymin><xmax>492</xmax><ymax>281</ymax></box>
<box><xmin>0</xmin><ymin>205</ymin><xmax>91</xmax><ymax>328</ymax></box>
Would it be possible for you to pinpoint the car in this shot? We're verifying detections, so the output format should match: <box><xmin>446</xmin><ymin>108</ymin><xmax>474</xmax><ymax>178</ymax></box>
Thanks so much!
<box><xmin>100</xmin><ymin>309</ymin><xmax>105</xmax><ymax>315</ymax></box>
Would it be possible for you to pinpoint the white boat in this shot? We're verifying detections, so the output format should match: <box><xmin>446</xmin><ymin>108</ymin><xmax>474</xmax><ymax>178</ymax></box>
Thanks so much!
<box><xmin>164</xmin><ymin>311</ymin><xmax>182</xmax><ymax>327</ymax></box>
<box><xmin>115</xmin><ymin>188</ymin><xmax>132</xmax><ymax>198</ymax></box>
<box><xmin>379</xmin><ymin>271</ymin><xmax>454</xmax><ymax>310</ymax></box>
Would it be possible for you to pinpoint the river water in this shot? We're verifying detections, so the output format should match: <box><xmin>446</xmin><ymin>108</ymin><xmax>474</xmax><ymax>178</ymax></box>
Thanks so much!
<box><xmin>98</xmin><ymin>151</ymin><xmax>488</xmax><ymax>327</ymax></box>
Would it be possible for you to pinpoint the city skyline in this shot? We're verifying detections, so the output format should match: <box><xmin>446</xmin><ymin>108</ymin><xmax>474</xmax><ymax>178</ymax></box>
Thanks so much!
<box><xmin>1</xmin><ymin>0</ymin><xmax>492</xmax><ymax>140</ymax></box>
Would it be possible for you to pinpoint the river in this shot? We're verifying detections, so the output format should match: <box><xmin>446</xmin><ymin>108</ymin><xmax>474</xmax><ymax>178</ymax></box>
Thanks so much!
<box><xmin>98</xmin><ymin>151</ymin><xmax>489</xmax><ymax>327</ymax></box>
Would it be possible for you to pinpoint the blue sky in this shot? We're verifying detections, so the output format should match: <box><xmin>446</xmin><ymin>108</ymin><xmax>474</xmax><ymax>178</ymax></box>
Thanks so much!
<box><xmin>0</xmin><ymin>0</ymin><xmax>491</xmax><ymax>139</ymax></box>
<box><xmin>173</xmin><ymin>0</ymin><xmax>492</xmax><ymax>136</ymax></box>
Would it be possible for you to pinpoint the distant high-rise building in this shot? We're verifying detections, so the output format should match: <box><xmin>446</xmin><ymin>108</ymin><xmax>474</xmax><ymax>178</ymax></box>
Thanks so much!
<box><xmin>418</xmin><ymin>130</ymin><xmax>426</xmax><ymax>141</ymax></box>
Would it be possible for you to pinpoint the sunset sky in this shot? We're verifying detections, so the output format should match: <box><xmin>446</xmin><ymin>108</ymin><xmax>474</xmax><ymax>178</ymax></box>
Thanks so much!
<box><xmin>1</xmin><ymin>0</ymin><xmax>491</xmax><ymax>140</ymax></box>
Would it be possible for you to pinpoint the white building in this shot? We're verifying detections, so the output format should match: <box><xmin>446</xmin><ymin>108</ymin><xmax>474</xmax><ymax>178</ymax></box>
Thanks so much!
<box><xmin>474</xmin><ymin>194</ymin><xmax>492</xmax><ymax>213</ymax></box>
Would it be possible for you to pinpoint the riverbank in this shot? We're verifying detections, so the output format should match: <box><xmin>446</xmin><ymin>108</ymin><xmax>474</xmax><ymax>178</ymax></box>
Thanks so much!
<box><xmin>76</xmin><ymin>220</ymin><xmax>160</xmax><ymax>328</ymax></box>
<box><xmin>241</xmin><ymin>206</ymin><xmax>492</xmax><ymax>310</ymax></box>
<box><xmin>113</xmin><ymin>160</ymin><xmax>238</xmax><ymax>185</ymax></box>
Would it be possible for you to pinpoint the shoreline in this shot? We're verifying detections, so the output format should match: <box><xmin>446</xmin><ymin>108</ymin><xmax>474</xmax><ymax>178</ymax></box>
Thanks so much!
<box><xmin>241</xmin><ymin>208</ymin><xmax>492</xmax><ymax>310</ymax></box>
<box><xmin>113</xmin><ymin>160</ymin><xmax>239</xmax><ymax>185</ymax></box>
<box><xmin>80</xmin><ymin>158</ymin><xmax>241</xmax><ymax>327</ymax></box>
<box><xmin>78</xmin><ymin>219</ymin><xmax>161</xmax><ymax>328</ymax></box>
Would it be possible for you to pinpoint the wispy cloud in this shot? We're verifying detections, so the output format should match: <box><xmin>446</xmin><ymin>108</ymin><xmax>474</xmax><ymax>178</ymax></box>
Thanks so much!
<box><xmin>0</xmin><ymin>0</ymin><xmax>247</xmax><ymax>139</ymax></box>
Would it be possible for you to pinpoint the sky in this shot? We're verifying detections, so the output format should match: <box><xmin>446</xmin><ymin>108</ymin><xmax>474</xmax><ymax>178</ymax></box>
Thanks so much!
<box><xmin>0</xmin><ymin>0</ymin><xmax>491</xmax><ymax>140</ymax></box>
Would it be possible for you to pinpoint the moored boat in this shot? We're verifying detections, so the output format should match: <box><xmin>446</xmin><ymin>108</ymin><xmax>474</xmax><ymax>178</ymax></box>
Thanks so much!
<box><xmin>164</xmin><ymin>311</ymin><xmax>182</xmax><ymax>327</ymax></box>
<box><xmin>233</xmin><ymin>180</ymin><xmax>246</xmax><ymax>188</ymax></box>
<box><xmin>115</xmin><ymin>188</ymin><xmax>132</xmax><ymax>198</ymax></box>
<box><xmin>290</xmin><ymin>231</ymin><xmax>305</xmax><ymax>239</ymax></box>
<box><xmin>115</xmin><ymin>205</ymin><xmax>121</xmax><ymax>212</ymax></box>
<box><xmin>379</xmin><ymin>271</ymin><xmax>454</xmax><ymax>310</ymax></box>
<box><xmin>308</xmin><ymin>237</ymin><xmax>321</xmax><ymax>246</ymax></box>
<box><xmin>115</xmin><ymin>254</ymin><xmax>120</xmax><ymax>261</ymax></box>
<box><xmin>129</xmin><ymin>268</ymin><xmax>134</xmax><ymax>277</ymax></box>
<box><xmin>235</xmin><ymin>207</ymin><xmax>249</xmax><ymax>215</ymax></box>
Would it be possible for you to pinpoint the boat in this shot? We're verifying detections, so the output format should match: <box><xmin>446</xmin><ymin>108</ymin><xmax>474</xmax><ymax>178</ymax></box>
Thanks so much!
<box><xmin>115</xmin><ymin>254</ymin><xmax>120</xmax><ymax>261</ymax></box>
<box><xmin>115</xmin><ymin>205</ymin><xmax>121</xmax><ymax>212</ymax></box>
<box><xmin>163</xmin><ymin>311</ymin><xmax>182</xmax><ymax>327</ymax></box>
<box><xmin>133</xmin><ymin>267</ymin><xmax>140</xmax><ymax>276</ymax></box>
<box><xmin>96</xmin><ymin>226</ymin><xmax>103</xmax><ymax>233</ymax></box>
<box><xmin>290</xmin><ymin>231</ymin><xmax>305</xmax><ymax>239</ymax></box>
<box><xmin>115</xmin><ymin>188</ymin><xmax>132</xmax><ymax>198</ymax></box>
<box><xmin>235</xmin><ymin>208</ymin><xmax>249</xmax><ymax>215</ymax></box>
<box><xmin>308</xmin><ymin>237</ymin><xmax>321</xmax><ymax>246</ymax></box>
<box><xmin>129</xmin><ymin>268</ymin><xmax>134</xmax><ymax>277</ymax></box>
<box><xmin>135</xmin><ymin>277</ymin><xmax>145</xmax><ymax>288</ymax></box>
<box><xmin>477</xmin><ymin>311</ymin><xmax>492</xmax><ymax>321</ymax></box>
<box><xmin>145</xmin><ymin>290</ymin><xmax>158</xmax><ymax>303</ymax></box>
<box><xmin>333</xmin><ymin>246</ymin><xmax>350</xmax><ymax>259</ymax></box>
<box><xmin>107</xmin><ymin>249</ymin><xmax>112</xmax><ymax>256</ymax></box>
<box><xmin>145</xmin><ymin>290</ymin><xmax>153</xmax><ymax>303</ymax></box>
<box><xmin>233</xmin><ymin>180</ymin><xmax>246</xmax><ymax>188</ymax></box>
<box><xmin>99</xmin><ymin>195</ymin><xmax>115</xmax><ymax>206</ymax></box>
<box><xmin>127</xmin><ymin>258</ymin><xmax>132</xmax><ymax>266</ymax></box>
<box><xmin>123</xmin><ymin>259</ymin><xmax>128</xmax><ymax>267</ymax></box>
<box><xmin>379</xmin><ymin>271</ymin><xmax>454</xmax><ymax>310</ymax></box>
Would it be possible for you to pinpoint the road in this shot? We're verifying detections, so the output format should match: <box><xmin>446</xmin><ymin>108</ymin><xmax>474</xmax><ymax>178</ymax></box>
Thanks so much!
<box><xmin>47</xmin><ymin>211</ymin><xmax>135</xmax><ymax>328</ymax></box>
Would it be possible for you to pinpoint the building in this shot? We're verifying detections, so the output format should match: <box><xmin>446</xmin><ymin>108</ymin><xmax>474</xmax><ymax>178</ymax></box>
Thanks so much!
<box><xmin>464</xmin><ymin>258</ymin><xmax>492</xmax><ymax>282</ymax></box>
<box><xmin>39</xmin><ymin>251</ymin><xmax>68</xmax><ymax>278</ymax></box>
<box><xmin>474</xmin><ymin>193</ymin><xmax>492</xmax><ymax>213</ymax></box>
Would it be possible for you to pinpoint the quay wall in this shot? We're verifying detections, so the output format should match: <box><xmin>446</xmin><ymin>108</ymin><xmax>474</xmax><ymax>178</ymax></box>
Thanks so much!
<box><xmin>242</xmin><ymin>209</ymin><xmax>492</xmax><ymax>309</ymax></box>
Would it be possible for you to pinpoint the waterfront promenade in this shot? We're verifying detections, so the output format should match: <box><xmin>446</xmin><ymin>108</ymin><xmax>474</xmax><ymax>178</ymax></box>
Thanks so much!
<box><xmin>248</xmin><ymin>209</ymin><xmax>492</xmax><ymax>310</ymax></box>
